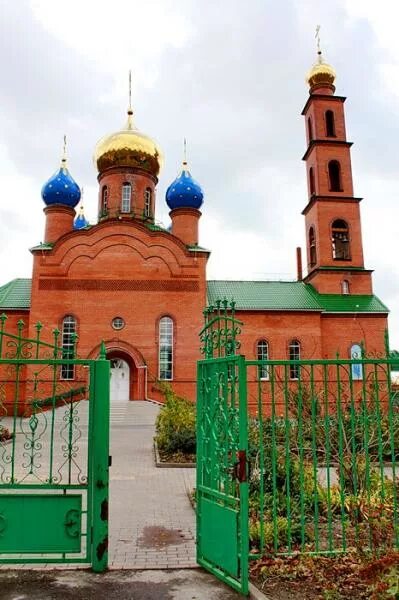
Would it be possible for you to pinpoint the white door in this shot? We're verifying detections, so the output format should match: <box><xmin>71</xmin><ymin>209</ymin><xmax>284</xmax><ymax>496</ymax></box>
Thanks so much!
<box><xmin>110</xmin><ymin>359</ymin><xmax>130</xmax><ymax>402</ymax></box>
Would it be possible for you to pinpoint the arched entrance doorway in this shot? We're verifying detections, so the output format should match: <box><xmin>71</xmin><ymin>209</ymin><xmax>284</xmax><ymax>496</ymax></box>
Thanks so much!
<box><xmin>88</xmin><ymin>340</ymin><xmax>147</xmax><ymax>401</ymax></box>
<box><xmin>110</xmin><ymin>358</ymin><xmax>130</xmax><ymax>402</ymax></box>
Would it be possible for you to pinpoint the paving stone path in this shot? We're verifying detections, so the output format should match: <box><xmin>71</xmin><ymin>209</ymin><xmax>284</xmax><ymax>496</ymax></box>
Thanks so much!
<box><xmin>109</xmin><ymin>400</ymin><xmax>196</xmax><ymax>569</ymax></box>
<box><xmin>0</xmin><ymin>399</ymin><xmax>196</xmax><ymax>570</ymax></box>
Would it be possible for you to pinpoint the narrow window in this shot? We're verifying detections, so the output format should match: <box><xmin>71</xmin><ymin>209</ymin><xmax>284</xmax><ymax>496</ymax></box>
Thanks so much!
<box><xmin>309</xmin><ymin>167</ymin><xmax>315</xmax><ymax>195</ymax></box>
<box><xmin>325</xmin><ymin>110</ymin><xmax>336</xmax><ymax>137</ymax></box>
<box><xmin>61</xmin><ymin>315</ymin><xmax>76</xmax><ymax>380</ymax></box>
<box><xmin>144</xmin><ymin>188</ymin><xmax>152</xmax><ymax>218</ymax></box>
<box><xmin>102</xmin><ymin>186</ymin><xmax>108</xmax><ymax>213</ymax></box>
<box><xmin>328</xmin><ymin>160</ymin><xmax>342</xmax><ymax>192</ymax></box>
<box><xmin>307</xmin><ymin>117</ymin><xmax>313</xmax><ymax>142</ymax></box>
<box><xmin>159</xmin><ymin>316</ymin><xmax>173</xmax><ymax>380</ymax></box>
<box><xmin>332</xmin><ymin>219</ymin><xmax>350</xmax><ymax>260</ymax></box>
<box><xmin>309</xmin><ymin>226</ymin><xmax>317</xmax><ymax>267</ymax></box>
<box><xmin>342</xmin><ymin>280</ymin><xmax>350</xmax><ymax>295</ymax></box>
<box><xmin>350</xmin><ymin>343</ymin><xmax>363</xmax><ymax>380</ymax></box>
<box><xmin>121</xmin><ymin>183</ymin><xmax>131</xmax><ymax>213</ymax></box>
<box><xmin>257</xmin><ymin>340</ymin><xmax>269</xmax><ymax>380</ymax></box>
<box><xmin>289</xmin><ymin>340</ymin><xmax>300</xmax><ymax>380</ymax></box>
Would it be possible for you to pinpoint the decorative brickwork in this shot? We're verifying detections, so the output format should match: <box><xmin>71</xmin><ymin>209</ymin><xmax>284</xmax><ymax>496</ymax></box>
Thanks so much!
<box><xmin>39</xmin><ymin>279</ymin><xmax>200</xmax><ymax>292</ymax></box>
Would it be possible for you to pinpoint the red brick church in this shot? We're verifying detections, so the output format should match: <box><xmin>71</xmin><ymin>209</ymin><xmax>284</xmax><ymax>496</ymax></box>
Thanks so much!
<box><xmin>0</xmin><ymin>50</ymin><xmax>389</xmax><ymax>405</ymax></box>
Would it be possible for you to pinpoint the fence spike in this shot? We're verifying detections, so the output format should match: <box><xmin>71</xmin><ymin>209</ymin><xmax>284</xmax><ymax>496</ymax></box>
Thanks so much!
<box><xmin>100</xmin><ymin>341</ymin><xmax>107</xmax><ymax>360</ymax></box>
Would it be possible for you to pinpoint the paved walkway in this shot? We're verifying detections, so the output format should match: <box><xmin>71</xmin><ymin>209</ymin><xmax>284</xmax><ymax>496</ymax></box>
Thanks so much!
<box><xmin>0</xmin><ymin>399</ymin><xmax>196</xmax><ymax>570</ymax></box>
<box><xmin>108</xmin><ymin>400</ymin><xmax>196</xmax><ymax>569</ymax></box>
<box><xmin>0</xmin><ymin>402</ymin><xmax>255</xmax><ymax>598</ymax></box>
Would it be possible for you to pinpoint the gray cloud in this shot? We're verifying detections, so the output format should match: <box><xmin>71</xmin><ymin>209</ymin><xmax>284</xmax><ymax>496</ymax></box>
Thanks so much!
<box><xmin>1</xmin><ymin>1</ymin><xmax>399</xmax><ymax>341</ymax></box>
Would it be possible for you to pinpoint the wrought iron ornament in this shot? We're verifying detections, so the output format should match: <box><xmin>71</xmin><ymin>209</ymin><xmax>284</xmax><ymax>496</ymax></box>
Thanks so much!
<box><xmin>199</xmin><ymin>298</ymin><xmax>243</xmax><ymax>359</ymax></box>
<box><xmin>0</xmin><ymin>317</ymin><xmax>110</xmax><ymax>571</ymax></box>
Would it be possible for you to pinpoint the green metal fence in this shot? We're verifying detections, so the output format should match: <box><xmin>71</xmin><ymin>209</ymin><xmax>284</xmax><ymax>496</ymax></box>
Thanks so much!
<box><xmin>0</xmin><ymin>315</ymin><xmax>110</xmax><ymax>570</ymax></box>
<box><xmin>197</xmin><ymin>301</ymin><xmax>399</xmax><ymax>596</ymax></box>
<box><xmin>247</xmin><ymin>357</ymin><xmax>399</xmax><ymax>559</ymax></box>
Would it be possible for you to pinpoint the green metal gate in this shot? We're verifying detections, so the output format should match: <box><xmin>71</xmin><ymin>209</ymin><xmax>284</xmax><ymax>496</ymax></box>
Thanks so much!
<box><xmin>197</xmin><ymin>302</ymin><xmax>399</xmax><ymax>596</ymax></box>
<box><xmin>0</xmin><ymin>316</ymin><xmax>110</xmax><ymax>570</ymax></box>
<box><xmin>196</xmin><ymin>301</ymin><xmax>249</xmax><ymax>595</ymax></box>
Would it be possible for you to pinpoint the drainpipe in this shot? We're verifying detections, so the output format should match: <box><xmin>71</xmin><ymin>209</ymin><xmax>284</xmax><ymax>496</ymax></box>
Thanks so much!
<box><xmin>136</xmin><ymin>364</ymin><xmax>148</xmax><ymax>401</ymax></box>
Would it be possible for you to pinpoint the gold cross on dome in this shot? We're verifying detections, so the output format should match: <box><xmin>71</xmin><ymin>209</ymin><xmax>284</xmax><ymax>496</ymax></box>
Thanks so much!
<box><xmin>61</xmin><ymin>134</ymin><xmax>67</xmax><ymax>167</ymax></box>
<box><xmin>315</xmin><ymin>25</ymin><xmax>321</xmax><ymax>54</ymax></box>
<box><xmin>128</xmin><ymin>69</ymin><xmax>132</xmax><ymax>112</ymax></box>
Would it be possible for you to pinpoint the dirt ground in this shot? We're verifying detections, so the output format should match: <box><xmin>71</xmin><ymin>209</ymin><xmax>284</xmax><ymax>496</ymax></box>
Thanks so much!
<box><xmin>0</xmin><ymin>569</ymin><xmax>244</xmax><ymax>600</ymax></box>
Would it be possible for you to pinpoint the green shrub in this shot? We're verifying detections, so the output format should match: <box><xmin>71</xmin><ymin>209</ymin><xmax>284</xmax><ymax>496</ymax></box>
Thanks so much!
<box><xmin>155</xmin><ymin>384</ymin><xmax>196</xmax><ymax>456</ymax></box>
<box><xmin>249</xmin><ymin>516</ymin><xmax>301</xmax><ymax>549</ymax></box>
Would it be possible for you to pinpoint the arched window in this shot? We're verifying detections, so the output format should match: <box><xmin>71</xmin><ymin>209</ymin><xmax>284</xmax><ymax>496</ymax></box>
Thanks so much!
<box><xmin>159</xmin><ymin>317</ymin><xmax>173</xmax><ymax>380</ymax></box>
<box><xmin>328</xmin><ymin>160</ymin><xmax>342</xmax><ymax>192</ymax></box>
<box><xmin>289</xmin><ymin>339</ymin><xmax>300</xmax><ymax>380</ymax></box>
<box><xmin>307</xmin><ymin>117</ymin><xmax>313</xmax><ymax>141</ymax></box>
<box><xmin>332</xmin><ymin>219</ymin><xmax>350</xmax><ymax>260</ymax></box>
<box><xmin>61</xmin><ymin>315</ymin><xmax>77</xmax><ymax>380</ymax></box>
<box><xmin>309</xmin><ymin>226</ymin><xmax>317</xmax><ymax>267</ymax></box>
<box><xmin>309</xmin><ymin>167</ymin><xmax>315</xmax><ymax>195</ymax></box>
<box><xmin>342</xmin><ymin>280</ymin><xmax>350</xmax><ymax>295</ymax></box>
<box><xmin>350</xmin><ymin>343</ymin><xmax>363</xmax><ymax>380</ymax></box>
<box><xmin>121</xmin><ymin>183</ymin><xmax>132</xmax><ymax>213</ymax></box>
<box><xmin>101</xmin><ymin>186</ymin><xmax>108</xmax><ymax>213</ymax></box>
<box><xmin>325</xmin><ymin>110</ymin><xmax>336</xmax><ymax>137</ymax></box>
<box><xmin>257</xmin><ymin>339</ymin><xmax>269</xmax><ymax>380</ymax></box>
<box><xmin>144</xmin><ymin>188</ymin><xmax>152</xmax><ymax>218</ymax></box>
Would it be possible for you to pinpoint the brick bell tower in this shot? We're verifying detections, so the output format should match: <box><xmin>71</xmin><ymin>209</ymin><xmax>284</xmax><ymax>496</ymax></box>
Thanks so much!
<box><xmin>301</xmin><ymin>43</ymin><xmax>373</xmax><ymax>296</ymax></box>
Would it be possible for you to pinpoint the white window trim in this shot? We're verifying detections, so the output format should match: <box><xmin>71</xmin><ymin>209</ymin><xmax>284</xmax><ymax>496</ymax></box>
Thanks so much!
<box><xmin>121</xmin><ymin>184</ymin><xmax>132</xmax><ymax>213</ymax></box>
<box><xmin>158</xmin><ymin>317</ymin><xmax>173</xmax><ymax>381</ymax></box>
<box><xmin>257</xmin><ymin>340</ymin><xmax>269</xmax><ymax>381</ymax></box>
<box><xmin>61</xmin><ymin>315</ymin><xmax>76</xmax><ymax>381</ymax></box>
<box><xmin>289</xmin><ymin>341</ymin><xmax>301</xmax><ymax>380</ymax></box>
<box><xmin>102</xmin><ymin>186</ymin><xmax>108</xmax><ymax>212</ymax></box>
<box><xmin>144</xmin><ymin>189</ymin><xmax>151</xmax><ymax>217</ymax></box>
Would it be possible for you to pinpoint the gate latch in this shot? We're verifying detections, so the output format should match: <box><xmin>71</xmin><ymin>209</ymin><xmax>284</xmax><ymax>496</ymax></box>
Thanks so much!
<box><xmin>231</xmin><ymin>450</ymin><xmax>247</xmax><ymax>483</ymax></box>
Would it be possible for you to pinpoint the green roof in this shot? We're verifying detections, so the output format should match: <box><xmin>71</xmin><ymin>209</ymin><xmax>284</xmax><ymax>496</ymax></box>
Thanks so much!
<box><xmin>144</xmin><ymin>222</ymin><xmax>170</xmax><ymax>233</ymax></box>
<box><xmin>207</xmin><ymin>281</ymin><xmax>321</xmax><ymax>310</ymax></box>
<box><xmin>0</xmin><ymin>279</ymin><xmax>31</xmax><ymax>309</ymax></box>
<box><xmin>316</xmin><ymin>293</ymin><xmax>388</xmax><ymax>313</ymax></box>
<box><xmin>0</xmin><ymin>277</ymin><xmax>389</xmax><ymax>315</ymax></box>
<box><xmin>207</xmin><ymin>280</ymin><xmax>389</xmax><ymax>313</ymax></box>
<box><xmin>188</xmin><ymin>245</ymin><xmax>210</xmax><ymax>252</ymax></box>
<box><xmin>29</xmin><ymin>242</ymin><xmax>54</xmax><ymax>251</ymax></box>
<box><xmin>389</xmin><ymin>350</ymin><xmax>399</xmax><ymax>371</ymax></box>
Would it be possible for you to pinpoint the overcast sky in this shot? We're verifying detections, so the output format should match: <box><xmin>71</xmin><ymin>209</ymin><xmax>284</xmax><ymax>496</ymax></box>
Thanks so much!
<box><xmin>1</xmin><ymin>0</ymin><xmax>399</xmax><ymax>347</ymax></box>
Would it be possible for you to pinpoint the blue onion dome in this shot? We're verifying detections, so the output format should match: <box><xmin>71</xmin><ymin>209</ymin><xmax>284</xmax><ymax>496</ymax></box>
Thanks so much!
<box><xmin>165</xmin><ymin>161</ymin><xmax>204</xmax><ymax>210</ymax></box>
<box><xmin>74</xmin><ymin>205</ymin><xmax>89</xmax><ymax>230</ymax></box>
<box><xmin>41</xmin><ymin>154</ymin><xmax>81</xmax><ymax>208</ymax></box>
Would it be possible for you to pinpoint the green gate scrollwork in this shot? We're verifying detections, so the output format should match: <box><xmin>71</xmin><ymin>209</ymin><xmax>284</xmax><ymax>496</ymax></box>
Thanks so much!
<box><xmin>64</xmin><ymin>508</ymin><xmax>81</xmax><ymax>538</ymax></box>
<box><xmin>0</xmin><ymin>316</ymin><xmax>110</xmax><ymax>570</ymax></box>
<box><xmin>197</xmin><ymin>298</ymin><xmax>249</xmax><ymax>595</ymax></box>
<box><xmin>200</xmin><ymin>299</ymin><xmax>243</xmax><ymax>359</ymax></box>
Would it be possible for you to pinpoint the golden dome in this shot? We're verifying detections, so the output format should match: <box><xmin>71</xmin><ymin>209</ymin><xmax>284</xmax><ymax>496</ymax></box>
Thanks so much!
<box><xmin>94</xmin><ymin>110</ymin><xmax>163</xmax><ymax>177</ymax></box>
<box><xmin>306</xmin><ymin>53</ymin><xmax>336</xmax><ymax>90</ymax></box>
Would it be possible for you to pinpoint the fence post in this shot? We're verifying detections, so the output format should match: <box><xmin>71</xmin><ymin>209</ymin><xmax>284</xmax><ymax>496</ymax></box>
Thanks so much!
<box><xmin>91</xmin><ymin>344</ymin><xmax>110</xmax><ymax>572</ymax></box>
<box><xmin>238</xmin><ymin>355</ymin><xmax>249</xmax><ymax>595</ymax></box>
